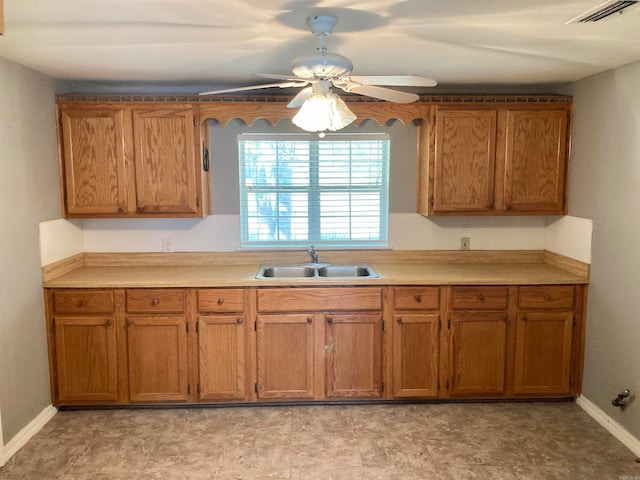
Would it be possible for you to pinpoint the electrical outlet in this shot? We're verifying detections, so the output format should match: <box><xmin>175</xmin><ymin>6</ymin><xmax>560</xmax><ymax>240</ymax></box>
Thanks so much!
<box><xmin>162</xmin><ymin>237</ymin><xmax>174</xmax><ymax>253</ymax></box>
<box><xmin>460</xmin><ymin>237</ymin><xmax>470</xmax><ymax>250</ymax></box>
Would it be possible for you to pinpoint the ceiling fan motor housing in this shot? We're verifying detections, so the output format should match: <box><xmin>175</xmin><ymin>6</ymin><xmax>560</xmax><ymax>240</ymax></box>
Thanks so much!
<box><xmin>291</xmin><ymin>52</ymin><xmax>353</xmax><ymax>79</ymax></box>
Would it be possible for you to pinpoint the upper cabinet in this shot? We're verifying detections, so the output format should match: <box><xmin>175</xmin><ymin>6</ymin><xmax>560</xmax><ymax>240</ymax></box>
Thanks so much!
<box><xmin>419</xmin><ymin>101</ymin><xmax>572</xmax><ymax>216</ymax></box>
<box><xmin>57</xmin><ymin>103</ymin><xmax>209</xmax><ymax>218</ymax></box>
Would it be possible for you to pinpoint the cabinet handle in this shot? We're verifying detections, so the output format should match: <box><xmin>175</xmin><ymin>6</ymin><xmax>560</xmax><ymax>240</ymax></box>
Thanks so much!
<box><xmin>307</xmin><ymin>317</ymin><xmax>313</xmax><ymax>324</ymax></box>
<box><xmin>77</xmin><ymin>300</ymin><xmax>87</xmax><ymax>308</ymax></box>
<box><xmin>414</xmin><ymin>295</ymin><xmax>422</xmax><ymax>303</ymax></box>
<box><xmin>217</xmin><ymin>298</ymin><xmax>224</xmax><ymax>305</ymax></box>
<box><xmin>236</xmin><ymin>317</ymin><xmax>243</xmax><ymax>325</ymax></box>
<box><xmin>327</xmin><ymin>317</ymin><xmax>333</xmax><ymax>325</ymax></box>
<box><xmin>151</xmin><ymin>298</ymin><xmax>160</xmax><ymax>306</ymax></box>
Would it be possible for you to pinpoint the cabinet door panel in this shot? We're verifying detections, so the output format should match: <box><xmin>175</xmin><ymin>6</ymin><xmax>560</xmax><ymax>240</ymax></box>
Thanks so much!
<box><xmin>504</xmin><ymin>110</ymin><xmax>568</xmax><ymax>213</ymax></box>
<box><xmin>449</xmin><ymin>312</ymin><xmax>507</xmax><ymax>396</ymax></box>
<box><xmin>54</xmin><ymin>316</ymin><xmax>118</xmax><ymax>402</ymax></box>
<box><xmin>433</xmin><ymin>109</ymin><xmax>497</xmax><ymax>213</ymax></box>
<box><xmin>256</xmin><ymin>314</ymin><xmax>314</xmax><ymax>399</ymax></box>
<box><xmin>60</xmin><ymin>107</ymin><xmax>128</xmax><ymax>215</ymax></box>
<box><xmin>325</xmin><ymin>314</ymin><xmax>383</xmax><ymax>398</ymax></box>
<box><xmin>132</xmin><ymin>107</ymin><xmax>198</xmax><ymax>214</ymax></box>
<box><xmin>126</xmin><ymin>316</ymin><xmax>189</xmax><ymax>402</ymax></box>
<box><xmin>198</xmin><ymin>315</ymin><xmax>246</xmax><ymax>400</ymax></box>
<box><xmin>393</xmin><ymin>314</ymin><xmax>439</xmax><ymax>398</ymax></box>
<box><xmin>514</xmin><ymin>312</ymin><xmax>573</xmax><ymax>395</ymax></box>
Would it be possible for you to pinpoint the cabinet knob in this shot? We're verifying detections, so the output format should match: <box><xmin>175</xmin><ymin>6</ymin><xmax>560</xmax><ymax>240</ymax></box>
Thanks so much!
<box><xmin>327</xmin><ymin>317</ymin><xmax>333</xmax><ymax>325</ymax></box>
<box><xmin>478</xmin><ymin>294</ymin><xmax>485</xmax><ymax>301</ymax></box>
<box><xmin>117</xmin><ymin>207</ymin><xmax>124</xmax><ymax>213</ymax></box>
<box><xmin>104</xmin><ymin>319</ymin><xmax>113</xmax><ymax>327</ymax></box>
<box><xmin>126</xmin><ymin>318</ymin><xmax>134</xmax><ymax>326</ymax></box>
<box><xmin>151</xmin><ymin>298</ymin><xmax>160</xmax><ymax>306</ymax></box>
<box><xmin>217</xmin><ymin>298</ymin><xmax>224</xmax><ymax>305</ymax></box>
<box><xmin>307</xmin><ymin>317</ymin><xmax>313</xmax><ymax>324</ymax></box>
<box><xmin>414</xmin><ymin>295</ymin><xmax>422</xmax><ymax>303</ymax></box>
<box><xmin>236</xmin><ymin>317</ymin><xmax>243</xmax><ymax>325</ymax></box>
<box><xmin>544</xmin><ymin>294</ymin><xmax>552</xmax><ymax>301</ymax></box>
<box><xmin>77</xmin><ymin>300</ymin><xmax>86</xmax><ymax>307</ymax></box>
<box><xmin>397</xmin><ymin>317</ymin><xmax>402</xmax><ymax>324</ymax></box>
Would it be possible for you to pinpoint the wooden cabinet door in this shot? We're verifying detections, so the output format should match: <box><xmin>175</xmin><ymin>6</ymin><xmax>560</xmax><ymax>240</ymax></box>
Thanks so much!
<box><xmin>60</xmin><ymin>106</ymin><xmax>128</xmax><ymax>215</ymax></box>
<box><xmin>198</xmin><ymin>315</ymin><xmax>246</xmax><ymax>401</ymax></box>
<box><xmin>433</xmin><ymin>108</ymin><xmax>497</xmax><ymax>213</ymax></box>
<box><xmin>132</xmin><ymin>106</ymin><xmax>199</xmax><ymax>214</ymax></box>
<box><xmin>126</xmin><ymin>316</ymin><xmax>189</xmax><ymax>402</ymax></box>
<box><xmin>256</xmin><ymin>314</ymin><xmax>314</xmax><ymax>399</ymax></box>
<box><xmin>325</xmin><ymin>314</ymin><xmax>383</xmax><ymax>398</ymax></box>
<box><xmin>54</xmin><ymin>316</ymin><xmax>118</xmax><ymax>402</ymax></box>
<box><xmin>504</xmin><ymin>110</ymin><xmax>568</xmax><ymax>214</ymax></box>
<box><xmin>514</xmin><ymin>312</ymin><xmax>573</xmax><ymax>395</ymax></box>
<box><xmin>392</xmin><ymin>314</ymin><xmax>439</xmax><ymax>398</ymax></box>
<box><xmin>449</xmin><ymin>312</ymin><xmax>507</xmax><ymax>396</ymax></box>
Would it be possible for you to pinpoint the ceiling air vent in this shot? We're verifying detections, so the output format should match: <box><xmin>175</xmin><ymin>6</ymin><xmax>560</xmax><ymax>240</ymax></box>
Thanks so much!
<box><xmin>567</xmin><ymin>0</ymin><xmax>639</xmax><ymax>23</ymax></box>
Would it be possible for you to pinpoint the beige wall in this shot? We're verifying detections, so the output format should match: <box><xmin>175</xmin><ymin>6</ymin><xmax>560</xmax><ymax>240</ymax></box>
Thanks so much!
<box><xmin>0</xmin><ymin>57</ymin><xmax>60</xmax><ymax>443</ymax></box>
<box><xmin>563</xmin><ymin>60</ymin><xmax>640</xmax><ymax>437</ymax></box>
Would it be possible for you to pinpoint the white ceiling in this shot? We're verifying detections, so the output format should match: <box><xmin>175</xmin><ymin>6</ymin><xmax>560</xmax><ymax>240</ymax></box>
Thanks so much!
<box><xmin>1</xmin><ymin>0</ymin><xmax>640</xmax><ymax>92</ymax></box>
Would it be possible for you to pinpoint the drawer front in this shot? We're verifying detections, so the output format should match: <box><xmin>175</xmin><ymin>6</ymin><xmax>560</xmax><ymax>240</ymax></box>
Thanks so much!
<box><xmin>519</xmin><ymin>285</ymin><xmax>575</xmax><ymax>310</ymax></box>
<box><xmin>394</xmin><ymin>287</ymin><xmax>439</xmax><ymax>310</ymax></box>
<box><xmin>53</xmin><ymin>290</ymin><xmax>115</xmax><ymax>315</ymax></box>
<box><xmin>452</xmin><ymin>286</ymin><xmax>509</xmax><ymax>310</ymax></box>
<box><xmin>126</xmin><ymin>289</ymin><xmax>186</xmax><ymax>313</ymax></box>
<box><xmin>257</xmin><ymin>287</ymin><xmax>383</xmax><ymax>313</ymax></box>
<box><xmin>198</xmin><ymin>288</ymin><xmax>244</xmax><ymax>313</ymax></box>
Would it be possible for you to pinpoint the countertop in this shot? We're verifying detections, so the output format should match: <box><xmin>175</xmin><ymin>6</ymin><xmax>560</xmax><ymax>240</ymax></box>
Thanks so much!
<box><xmin>42</xmin><ymin>251</ymin><xmax>589</xmax><ymax>288</ymax></box>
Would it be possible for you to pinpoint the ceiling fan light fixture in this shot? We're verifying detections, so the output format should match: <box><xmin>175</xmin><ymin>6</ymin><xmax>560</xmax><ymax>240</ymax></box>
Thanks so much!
<box><xmin>292</xmin><ymin>93</ymin><xmax>357</xmax><ymax>133</ymax></box>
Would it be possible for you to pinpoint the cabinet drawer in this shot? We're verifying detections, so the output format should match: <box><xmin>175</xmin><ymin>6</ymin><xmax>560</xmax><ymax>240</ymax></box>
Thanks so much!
<box><xmin>197</xmin><ymin>289</ymin><xmax>244</xmax><ymax>313</ymax></box>
<box><xmin>257</xmin><ymin>287</ymin><xmax>383</xmax><ymax>312</ymax></box>
<box><xmin>452</xmin><ymin>286</ymin><xmax>509</xmax><ymax>310</ymax></box>
<box><xmin>519</xmin><ymin>286</ymin><xmax>575</xmax><ymax>310</ymax></box>
<box><xmin>394</xmin><ymin>287</ymin><xmax>439</xmax><ymax>310</ymax></box>
<box><xmin>53</xmin><ymin>290</ymin><xmax>115</xmax><ymax>314</ymax></box>
<box><xmin>126</xmin><ymin>289</ymin><xmax>186</xmax><ymax>313</ymax></box>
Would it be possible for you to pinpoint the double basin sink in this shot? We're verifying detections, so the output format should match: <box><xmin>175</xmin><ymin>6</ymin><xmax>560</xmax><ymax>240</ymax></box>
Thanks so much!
<box><xmin>256</xmin><ymin>263</ymin><xmax>379</xmax><ymax>279</ymax></box>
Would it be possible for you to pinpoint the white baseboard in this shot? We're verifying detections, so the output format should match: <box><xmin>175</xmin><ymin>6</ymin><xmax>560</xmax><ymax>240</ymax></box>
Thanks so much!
<box><xmin>576</xmin><ymin>394</ymin><xmax>640</xmax><ymax>457</ymax></box>
<box><xmin>1</xmin><ymin>405</ymin><xmax>57</xmax><ymax>466</ymax></box>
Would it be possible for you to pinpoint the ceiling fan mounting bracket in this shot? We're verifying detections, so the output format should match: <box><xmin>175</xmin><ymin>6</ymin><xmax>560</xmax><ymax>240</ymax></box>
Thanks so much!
<box><xmin>306</xmin><ymin>15</ymin><xmax>338</xmax><ymax>36</ymax></box>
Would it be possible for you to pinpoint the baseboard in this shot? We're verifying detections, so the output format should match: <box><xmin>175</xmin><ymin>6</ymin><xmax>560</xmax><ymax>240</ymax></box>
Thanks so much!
<box><xmin>576</xmin><ymin>395</ymin><xmax>640</xmax><ymax>457</ymax></box>
<box><xmin>1</xmin><ymin>405</ymin><xmax>57</xmax><ymax>466</ymax></box>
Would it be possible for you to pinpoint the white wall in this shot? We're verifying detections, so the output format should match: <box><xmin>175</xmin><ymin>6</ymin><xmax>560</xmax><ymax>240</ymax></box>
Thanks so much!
<box><xmin>41</xmin><ymin>214</ymin><xmax>592</xmax><ymax>264</ymax></box>
<box><xmin>0</xmin><ymin>58</ymin><xmax>61</xmax><ymax>445</ymax></box>
<box><xmin>563</xmin><ymin>59</ymin><xmax>640</xmax><ymax>439</ymax></box>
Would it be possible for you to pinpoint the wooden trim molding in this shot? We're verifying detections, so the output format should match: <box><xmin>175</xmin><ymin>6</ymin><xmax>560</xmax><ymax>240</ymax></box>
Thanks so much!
<box><xmin>543</xmin><ymin>250</ymin><xmax>590</xmax><ymax>279</ymax></box>
<box><xmin>41</xmin><ymin>253</ymin><xmax>86</xmax><ymax>282</ymax></box>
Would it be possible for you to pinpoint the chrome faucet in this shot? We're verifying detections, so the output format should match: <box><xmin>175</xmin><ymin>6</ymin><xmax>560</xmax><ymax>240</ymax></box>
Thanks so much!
<box><xmin>308</xmin><ymin>245</ymin><xmax>319</xmax><ymax>264</ymax></box>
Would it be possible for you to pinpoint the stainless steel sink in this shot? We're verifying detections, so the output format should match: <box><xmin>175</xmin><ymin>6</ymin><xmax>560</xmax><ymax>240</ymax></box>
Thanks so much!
<box><xmin>316</xmin><ymin>265</ymin><xmax>378</xmax><ymax>278</ymax></box>
<box><xmin>256</xmin><ymin>263</ymin><xmax>378</xmax><ymax>279</ymax></box>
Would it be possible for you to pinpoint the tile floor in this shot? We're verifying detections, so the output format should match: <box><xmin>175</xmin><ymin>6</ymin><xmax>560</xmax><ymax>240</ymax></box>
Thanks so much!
<box><xmin>0</xmin><ymin>401</ymin><xmax>638</xmax><ymax>479</ymax></box>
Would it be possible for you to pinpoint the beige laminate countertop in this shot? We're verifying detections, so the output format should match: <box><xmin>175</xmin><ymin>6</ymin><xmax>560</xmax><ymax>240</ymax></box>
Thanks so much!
<box><xmin>42</xmin><ymin>261</ymin><xmax>588</xmax><ymax>288</ymax></box>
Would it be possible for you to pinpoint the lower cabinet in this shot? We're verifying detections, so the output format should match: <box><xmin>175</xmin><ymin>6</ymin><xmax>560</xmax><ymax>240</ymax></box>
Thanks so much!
<box><xmin>45</xmin><ymin>283</ymin><xmax>585</xmax><ymax>406</ymax></box>
<box><xmin>325</xmin><ymin>314</ymin><xmax>383</xmax><ymax>398</ymax></box>
<box><xmin>256</xmin><ymin>314</ymin><xmax>315</xmax><ymax>399</ymax></box>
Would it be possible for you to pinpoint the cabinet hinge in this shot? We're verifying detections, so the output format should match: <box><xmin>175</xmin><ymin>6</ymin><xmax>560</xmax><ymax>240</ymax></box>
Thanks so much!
<box><xmin>446</xmin><ymin>379</ymin><xmax>449</xmax><ymax>390</ymax></box>
<box><xmin>186</xmin><ymin>322</ymin><xmax>190</xmax><ymax>333</ymax></box>
<box><xmin>196</xmin><ymin>320</ymin><xmax>199</xmax><ymax>333</ymax></box>
<box><xmin>197</xmin><ymin>384</ymin><xmax>201</xmax><ymax>394</ymax></box>
<box><xmin>429</xmin><ymin>195</ymin><xmax>434</xmax><ymax>206</ymax></box>
<box><xmin>254</xmin><ymin>383</ymin><xmax>258</xmax><ymax>393</ymax></box>
<box><xmin>433</xmin><ymin>114</ymin><xmax>436</xmax><ymax>126</ymax></box>
<box><xmin>381</xmin><ymin>382</ymin><xmax>385</xmax><ymax>393</ymax></box>
<box><xmin>438</xmin><ymin>380</ymin><xmax>440</xmax><ymax>391</ymax></box>
<box><xmin>447</xmin><ymin>319</ymin><xmax>451</xmax><ymax>329</ymax></box>
<box><xmin>438</xmin><ymin>318</ymin><xmax>441</xmax><ymax>331</ymax></box>
<box><xmin>51</xmin><ymin>319</ymin><xmax>56</xmax><ymax>334</ymax></box>
<box><xmin>59</xmin><ymin>114</ymin><xmax>63</xmax><ymax>127</ymax></box>
<box><xmin>187</xmin><ymin>384</ymin><xmax>191</xmax><ymax>394</ymax></box>
<box><xmin>381</xmin><ymin>320</ymin><xmax>385</xmax><ymax>332</ymax></box>
<box><xmin>193</xmin><ymin>115</ymin><xmax>197</xmax><ymax>126</ymax></box>
<box><xmin>254</xmin><ymin>321</ymin><xmax>257</xmax><ymax>331</ymax></box>
<box><xmin>196</xmin><ymin>196</ymin><xmax>200</xmax><ymax>207</ymax></box>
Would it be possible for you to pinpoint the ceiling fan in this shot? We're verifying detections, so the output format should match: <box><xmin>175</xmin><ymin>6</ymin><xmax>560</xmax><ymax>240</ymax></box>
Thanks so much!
<box><xmin>199</xmin><ymin>15</ymin><xmax>437</xmax><ymax>114</ymax></box>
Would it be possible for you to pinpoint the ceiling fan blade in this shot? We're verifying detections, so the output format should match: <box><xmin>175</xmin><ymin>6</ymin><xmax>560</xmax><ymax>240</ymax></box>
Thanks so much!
<box><xmin>287</xmin><ymin>87</ymin><xmax>313</xmax><ymax>108</ymax></box>
<box><xmin>255</xmin><ymin>73</ymin><xmax>308</xmax><ymax>82</ymax></box>
<box><xmin>344</xmin><ymin>85</ymin><xmax>419</xmax><ymax>104</ymax></box>
<box><xmin>199</xmin><ymin>81</ymin><xmax>308</xmax><ymax>96</ymax></box>
<box><xmin>348</xmin><ymin>75</ymin><xmax>437</xmax><ymax>87</ymax></box>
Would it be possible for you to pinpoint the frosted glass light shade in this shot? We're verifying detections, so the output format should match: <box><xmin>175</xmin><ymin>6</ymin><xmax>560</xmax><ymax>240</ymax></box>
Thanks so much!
<box><xmin>292</xmin><ymin>93</ymin><xmax>357</xmax><ymax>132</ymax></box>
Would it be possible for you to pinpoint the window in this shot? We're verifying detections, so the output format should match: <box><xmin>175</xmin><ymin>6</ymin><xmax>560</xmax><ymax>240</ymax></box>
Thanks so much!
<box><xmin>238</xmin><ymin>133</ymin><xmax>390</xmax><ymax>248</ymax></box>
